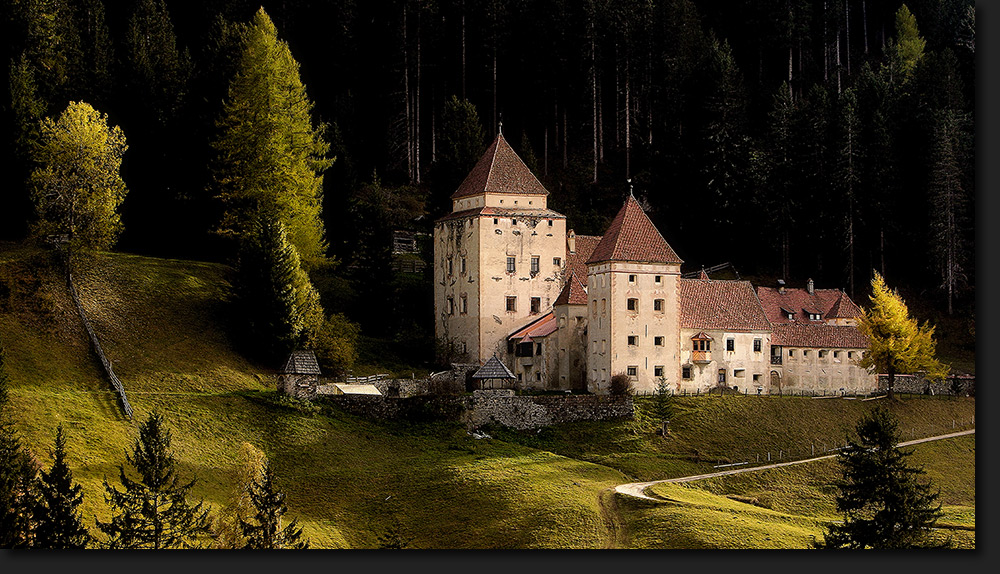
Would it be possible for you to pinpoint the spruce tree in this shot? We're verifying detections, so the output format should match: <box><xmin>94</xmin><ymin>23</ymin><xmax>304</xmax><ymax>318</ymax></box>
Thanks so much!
<box><xmin>239</xmin><ymin>461</ymin><xmax>308</xmax><ymax>549</ymax></box>
<box><xmin>926</xmin><ymin>108</ymin><xmax>969</xmax><ymax>316</ymax></box>
<box><xmin>0</xmin><ymin>344</ymin><xmax>38</xmax><ymax>549</ymax></box>
<box><xmin>211</xmin><ymin>7</ymin><xmax>333</xmax><ymax>260</ymax></box>
<box><xmin>97</xmin><ymin>411</ymin><xmax>211</xmax><ymax>549</ymax></box>
<box><xmin>32</xmin><ymin>424</ymin><xmax>89</xmax><ymax>548</ymax></box>
<box><xmin>819</xmin><ymin>407</ymin><xmax>944</xmax><ymax>549</ymax></box>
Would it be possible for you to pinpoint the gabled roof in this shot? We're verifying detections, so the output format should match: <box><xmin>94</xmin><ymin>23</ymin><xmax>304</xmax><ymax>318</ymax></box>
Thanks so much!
<box><xmin>472</xmin><ymin>356</ymin><xmax>516</xmax><ymax>380</ymax></box>
<box><xmin>680</xmin><ymin>279</ymin><xmax>770</xmax><ymax>331</ymax></box>
<box><xmin>508</xmin><ymin>312</ymin><xmax>558</xmax><ymax>341</ymax></box>
<box><xmin>566</xmin><ymin>234</ymin><xmax>601</xmax><ymax>280</ymax></box>
<box><xmin>691</xmin><ymin>331</ymin><xmax>714</xmax><ymax>340</ymax></box>
<box><xmin>451</xmin><ymin>133</ymin><xmax>549</xmax><ymax>199</ymax></box>
<box><xmin>756</xmin><ymin>286</ymin><xmax>862</xmax><ymax>325</ymax></box>
<box><xmin>771</xmin><ymin>324</ymin><xmax>868</xmax><ymax>349</ymax></box>
<box><xmin>587</xmin><ymin>195</ymin><xmax>683</xmax><ymax>265</ymax></box>
<box><xmin>282</xmin><ymin>350</ymin><xmax>321</xmax><ymax>375</ymax></box>
<box><xmin>554</xmin><ymin>272</ymin><xmax>588</xmax><ymax>306</ymax></box>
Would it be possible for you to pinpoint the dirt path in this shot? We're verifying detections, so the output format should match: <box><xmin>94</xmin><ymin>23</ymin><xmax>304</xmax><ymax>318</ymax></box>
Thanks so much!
<box><xmin>597</xmin><ymin>488</ymin><xmax>626</xmax><ymax>549</ymax></box>
<box><xmin>614</xmin><ymin>429</ymin><xmax>975</xmax><ymax>501</ymax></box>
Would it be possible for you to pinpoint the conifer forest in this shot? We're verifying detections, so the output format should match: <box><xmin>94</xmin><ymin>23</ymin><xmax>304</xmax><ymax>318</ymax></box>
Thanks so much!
<box><xmin>0</xmin><ymin>0</ymin><xmax>975</xmax><ymax>361</ymax></box>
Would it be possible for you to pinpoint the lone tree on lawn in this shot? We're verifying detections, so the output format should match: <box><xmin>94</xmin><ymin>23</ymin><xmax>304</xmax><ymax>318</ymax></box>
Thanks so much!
<box><xmin>818</xmin><ymin>407</ymin><xmax>944</xmax><ymax>549</ymax></box>
<box><xmin>29</xmin><ymin>101</ymin><xmax>128</xmax><ymax>254</ymax></box>
<box><xmin>239</xmin><ymin>460</ymin><xmax>308</xmax><ymax>549</ymax></box>
<box><xmin>97</xmin><ymin>411</ymin><xmax>212</xmax><ymax>549</ymax></box>
<box><xmin>32</xmin><ymin>425</ymin><xmax>89</xmax><ymax>548</ymax></box>
<box><xmin>857</xmin><ymin>272</ymin><xmax>947</xmax><ymax>400</ymax></box>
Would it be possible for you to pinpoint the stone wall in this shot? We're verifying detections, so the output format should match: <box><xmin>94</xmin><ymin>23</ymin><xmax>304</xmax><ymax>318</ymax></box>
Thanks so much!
<box><xmin>878</xmin><ymin>374</ymin><xmax>975</xmax><ymax>396</ymax></box>
<box><xmin>320</xmin><ymin>390</ymin><xmax>634</xmax><ymax>430</ymax></box>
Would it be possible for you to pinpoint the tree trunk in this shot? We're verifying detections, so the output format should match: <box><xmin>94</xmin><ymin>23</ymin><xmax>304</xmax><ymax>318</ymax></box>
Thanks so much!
<box><xmin>625</xmin><ymin>52</ymin><xmax>631</xmax><ymax>178</ymax></box>
<box><xmin>862</xmin><ymin>0</ymin><xmax>869</xmax><ymax>54</ymax></box>
<box><xmin>835</xmin><ymin>26</ymin><xmax>842</xmax><ymax>95</ymax></box>
<box><xmin>543</xmin><ymin>126</ymin><xmax>548</xmax><ymax>176</ymax></box>
<box><xmin>402</xmin><ymin>4</ymin><xmax>413</xmax><ymax>183</ymax></box>
<box><xmin>887</xmin><ymin>362</ymin><xmax>895</xmax><ymax>400</ymax></box>
<box><xmin>461</xmin><ymin>0</ymin><xmax>466</xmax><ymax>100</ymax></box>
<box><xmin>844</xmin><ymin>0</ymin><xmax>851</xmax><ymax>76</ymax></box>
<box><xmin>415</xmin><ymin>7</ymin><xmax>421</xmax><ymax>184</ymax></box>
<box><xmin>823</xmin><ymin>1</ymin><xmax>829</xmax><ymax>83</ymax></box>
<box><xmin>563</xmin><ymin>108</ymin><xmax>568</xmax><ymax>169</ymax></box>
<box><xmin>591</xmin><ymin>31</ymin><xmax>598</xmax><ymax>184</ymax></box>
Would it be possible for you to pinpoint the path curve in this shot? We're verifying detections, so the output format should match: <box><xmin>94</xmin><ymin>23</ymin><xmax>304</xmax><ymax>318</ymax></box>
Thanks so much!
<box><xmin>614</xmin><ymin>429</ymin><xmax>975</xmax><ymax>502</ymax></box>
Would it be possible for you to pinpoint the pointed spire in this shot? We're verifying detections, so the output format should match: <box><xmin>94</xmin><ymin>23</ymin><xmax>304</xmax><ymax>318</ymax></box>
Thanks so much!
<box><xmin>554</xmin><ymin>271</ymin><xmax>589</xmax><ymax>306</ymax></box>
<box><xmin>587</xmin><ymin>195</ymin><xmax>683</xmax><ymax>265</ymax></box>
<box><xmin>450</xmin><ymin>132</ymin><xmax>549</xmax><ymax>199</ymax></box>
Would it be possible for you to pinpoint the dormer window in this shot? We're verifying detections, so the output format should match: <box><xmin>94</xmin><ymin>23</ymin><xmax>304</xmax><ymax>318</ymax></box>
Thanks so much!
<box><xmin>780</xmin><ymin>307</ymin><xmax>796</xmax><ymax>321</ymax></box>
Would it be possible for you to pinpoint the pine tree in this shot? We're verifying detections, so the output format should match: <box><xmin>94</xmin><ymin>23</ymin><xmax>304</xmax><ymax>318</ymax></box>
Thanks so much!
<box><xmin>926</xmin><ymin>108</ymin><xmax>969</xmax><ymax>316</ymax></box>
<box><xmin>211</xmin><ymin>7</ymin><xmax>333</xmax><ymax>260</ymax></box>
<box><xmin>32</xmin><ymin>424</ymin><xmax>89</xmax><ymax>548</ymax></box>
<box><xmin>234</xmin><ymin>216</ymin><xmax>325</xmax><ymax>363</ymax></box>
<box><xmin>857</xmin><ymin>272</ymin><xmax>948</xmax><ymax>400</ymax></box>
<box><xmin>832</xmin><ymin>88</ymin><xmax>861</xmax><ymax>297</ymax></box>
<box><xmin>818</xmin><ymin>407</ymin><xmax>944</xmax><ymax>549</ymax></box>
<box><xmin>428</xmin><ymin>95</ymin><xmax>485</xmax><ymax>218</ymax></box>
<box><xmin>891</xmin><ymin>4</ymin><xmax>926</xmax><ymax>83</ymax></box>
<box><xmin>124</xmin><ymin>0</ymin><xmax>190</xmax><ymax>127</ymax></box>
<box><xmin>0</xmin><ymin>344</ymin><xmax>39</xmax><ymax>549</ymax></box>
<box><xmin>28</xmin><ymin>100</ymin><xmax>128</xmax><ymax>252</ymax></box>
<box><xmin>97</xmin><ymin>411</ymin><xmax>212</xmax><ymax>549</ymax></box>
<box><xmin>239</xmin><ymin>461</ymin><xmax>308</xmax><ymax>549</ymax></box>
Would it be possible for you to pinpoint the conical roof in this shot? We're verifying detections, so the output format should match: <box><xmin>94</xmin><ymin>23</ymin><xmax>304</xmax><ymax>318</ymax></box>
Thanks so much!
<box><xmin>826</xmin><ymin>290</ymin><xmax>863</xmax><ymax>319</ymax></box>
<box><xmin>451</xmin><ymin>133</ymin><xmax>549</xmax><ymax>199</ymax></box>
<box><xmin>554</xmin><ymin>271</ymin><xmax>588</xmax><ymax>306</ymax></box>
<box><xmin>471</xmin><ymin>355</ymin><xmax>516</xmax><ymax>380</ymax></box>
<box><xmin>587</xmin><ymin>195</ymin><xmax>683</xmax><ymax>265</ymax></box>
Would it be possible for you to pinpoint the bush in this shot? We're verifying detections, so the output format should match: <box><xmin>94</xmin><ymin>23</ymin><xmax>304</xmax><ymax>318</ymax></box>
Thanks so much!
<box><xmin>610</xmin><ymin>373</ymin><xmax>634</xmax><ymax>396</ymax></box>
<box><xmin>311</xmin><ymin>312</ymin><xmax>360</xmax><ymax>377</ymax></box>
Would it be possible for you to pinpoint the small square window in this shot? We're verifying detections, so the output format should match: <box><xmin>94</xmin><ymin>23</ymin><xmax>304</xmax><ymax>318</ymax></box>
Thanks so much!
<box><xmin>819</xmin><ymin>350</ymin><xmax>828</xmax><ymax>358</ymax></box>
<box><xmin>506</xmin><ymin>257</ymin><xmax>516</xmax><ymax>273</ymax></box>
<box><xmin>460</xmin><ymin>295</ymin><xmax>468</xmax><ymax>314</ymax></box>
<box><xmin>803</xmin><ymin>350</ymin><xmax>810</xmax><ymax>357</ymax></box>
<box><xmin>511</xmin><ymin>218</ymin><xmax>517</xmax><ymax>225</ymax></box>
<box><xmin>655</xmin><ymin>275</ymin><xmax>662</xmax><ymax>284</ymax></box>
<box><xmin>493</xmin><ymin>218</ymin><xmax>498</xmax><ymax>224</ymax></box>
<box><xmin>548</xmin><ymin>220</ymin><xmax>553</xmax><ymax>226</ymax></box>
<box><xmin>460</xmin><ymin>258</ymin><xmax>467</xmax><ymax>274</ymax></box>
<box><xmin>628</xmin><ymin>274</ymin><xmax>637</xmax><ymax>283</ymax></box>
<box><xmin>726</xmin><ymin>338</ymin><xmax>735</xmax><ymax>352</ymax></box>
<box><xmin>734</xmin><ymin>369</ymin><xmax>745</xmax><ymax>378</ymax></box>
<box><xmin>530</xmin><ymin>297</ymin><xmax>541</xmax><ymax>314</ymax></box>
<box><xmin>627</xmin><ymin>335</ymin><xmax>638</xmax><ymax>346</ymax></box>
<box><xmin>535</xmin><ymin>371</ymin><xmax>541</xmax><ymax>381</ymax></box>
<box><xmin>553</xmin><ymin>257</ymin><xmax>561</xmax><ymax>267</ymax></box>
<box><xmin>506</xmin><ymin>296</ymin><xmax>517</xmax><ymax>312</ymax></box>
<box><xmin>654</xmin><ymin>336</ymin><xmax>664</xmax><ymax>346</ymax></box>
<box><xmin>447</xmin><ymin>258</ymin><xmax>453</xmax><ymax>275</ymax></box>
<box><xmin>654</xmin><ymin>366</ymin><xmax>664</xmax><ymax>378</ymax></box>
<box><xmin>789</xmin><ymin>349</ymin><xmax>795</xmax><ymax>357</ymax></box>
<box><xmin>627</xmin><ymin>366</ymin><xmax>638</xmax><ymax>377</ymax></box>
<box><xmin>654</xmin><ymin>299</ymin><xmax>664</xmax><ymax>312</ymax></box>
<box><xmin>627</xmin><ymin>298</ymin><xmax>638</xmax><ymax>311</ymax></box>
<box><xmin>718</xmin><ymin>369</ymin><xmax>727</xmax><ymax>383</ymax></box>
<box><xmin>682</xmin><ymin>366</ymin><xmax>692</xmax><ymax>379</ymax></box>
<box><xmin>753</xmin><ymin>374</ymin><xmax>761</xmax><ymax>383</ymax></box>
<box><xmin>447</xmin><ymin>297</ymin><xmax>454</xmax><ymax>315</ymax></box>
<box><xmin>848</xmin><ymin>351</ymin><xmax>854</xmax><ymax>359</ymax></box>
<box><xmin>530</xmin><ymin>256</ymin><xmax>540</xmax><ymax>274</ymax></box>
<box><xmin>753</xmin><ymin>338</ymin><xmax>762</xmax><ymax>352</ymax></box>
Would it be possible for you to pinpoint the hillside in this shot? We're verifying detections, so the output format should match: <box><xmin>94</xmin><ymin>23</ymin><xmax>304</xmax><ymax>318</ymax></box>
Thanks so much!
<box><xmin>0</xmin><ymin>245</ymin><xmax>975</xmax><ymax>549</ymax></box>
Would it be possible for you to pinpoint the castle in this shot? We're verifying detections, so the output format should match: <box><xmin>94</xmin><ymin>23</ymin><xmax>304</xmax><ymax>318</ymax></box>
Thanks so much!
<box><xmin>434</xmin><ymin>132</ymin><xmax>876</xmax><ymax>395</ymax></box>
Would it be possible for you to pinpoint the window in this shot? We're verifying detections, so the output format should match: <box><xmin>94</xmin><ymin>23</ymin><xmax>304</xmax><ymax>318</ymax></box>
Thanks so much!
<box><xmin>803</xmin><ymin>350</ymin><xmax>810</xmax><ymax>357</ymax></box>
<box><xmin>848</xmin><ymin>351</ymin><xmax>854</xmax><ymax>359</ymax></box>
<box><xmin>506</xmin><ymin>296</ymin><xmax>517</xmax><ymax>312</ymax></box>
<box><xmin>536</xmin><ymin>343</ymin><xmax>542</xmax><ymax>356</ymax></box>
<box><xmin>511</xmin><ymin>218</ymin><xmax>517</xmax><ymax>225</ymax></box>
<box><xmin>726</xmin><ymin>338</ymin><xmax>735</xmax><ymax>352</ymax></box>
<box><xmin>530</xmin><ymin>297</ymin><xmax>541</xmax><ymax>314</ymax></box>
<box><xmin>460</xmin><ymin>295</ymin><xmax>468</xmax><ymax>314</ymax></box>
<box><xmin>718</xmin><ymin>369</ymin><xmax>727</xmax><ymax>383</ymax></box>
<box><xmin>627</xmin><ymin>366</ymin><xmax>638</xmax><ymax>377</ymax></box>
<box><xmin>654</xmin><ymin>366</ymin><xmax>664</xmax><ymax>378</ymax></box>
<box><xmin>819</xmin><ymin>350</ymin><xmax>828</xmax><ymax>358</ymax></box>
<box><xmin>682</xmin><ymin>366</ymin><xmax>692</xmax><ymax>379</ymax></box>
<box><xmin>808</xmin><ymin>312</ymin><xmax>822</xmax><ymax>321</ymax></box>
<box><xmin>460</xmin><ymin>258</ymin><xmax>467</xmax><ymax>274</ymax></box>
<box><xmin>654</xmin><ymin>299</ymin><xmax>664</xmax><ymax>312</ymax></box>
<box><xmin>627</xmin><ymin>335</ymin><xmax>638</xmax><ymax>346</ymax></box>
<box><xmin>734</xmin><ymin>369</ymin><xmax>745</xmax><ymax>378</ymax></box>
<box><xmin>536</xmin><ymin>371</ymin><xmax>541</xmax><ymax>381</ymax></box>
<box><xmin>753</xmin><ymin>338</ymin><xmax>762</xmax><ymax>352</ymax></box>
<box><xmin>753</xmin><ymin>374</ymin><xmax>761</xmax><ymax>383</ymax></box>
<box><xmin>553</xmin><ymin>257</ymin><xmax>561</xmax><ymax>267</ymax></box>
<box><xmin>506</xmin><ymin>256</ymin><xmax>516</xmax><ymax>273</ymax></box>
<box><xmin>654</xmin><ymin>336</ymin><xmax>664</xmax><ymax>346</ymax></box>
<box><xmin>548</xmin><ymin>219</ymin><xmax>553</xmax><ymax>226</ymax></box>
<box><xmin>592</xmin><ymin>300</ymin><xmax>597</xmax><ymax>316</ymax></box>
<box><xmin>447</xmin><ymin>297</ymin><xmax>454</xmax><ymax>315</ymax></box>
<box><xmin>601</xmin><ymin>299</ymin><xmax>607</xmax><ymax>314</ymax></box>
<box><xmin>788</xmin><ymin>349</ymin><xmax>795</xmax><ymax>357</ymax></box>
<box><xmin>530</xmin><ymin>256</ymin><xmax>540</xmax><ymax>274</ymax></box>
<box><xmin>447</xmin><ymin>258</ymin><xmax>453</xmax><ymax>275</ymax></box>
<box><xmin>493</xmin><ymin>218</ymin><xmax>498</xmax><ymax>224</ymax></box>
<box><xmin>628</xmin><ymin>274</ymin><xmax>637</xmax><ymax>283</ymax></box>
<box><xmin>655</xmin><ymin>275</ymin><xmax>662</xmax><ymax>284</ymax></box>
<box><xmin>627</xmin><ymin>298</ymin><xmax>638</xmax><ymax>311</ymax></box>
<box><xmin>601</xmin><ymin>340</ymin><xmax>606</xmax><ymax>353</ymax></box>
<box><xmin>694</xmin><ymin>339</ymin><xmax>710</xmax><ymax>351</ymax></box>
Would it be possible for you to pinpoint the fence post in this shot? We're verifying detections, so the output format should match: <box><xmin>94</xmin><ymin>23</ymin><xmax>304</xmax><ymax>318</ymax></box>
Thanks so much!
<box><xmin>811</xmin><ymin>444</ymin><xmax>814</xmax><ymax>456</ymax></box>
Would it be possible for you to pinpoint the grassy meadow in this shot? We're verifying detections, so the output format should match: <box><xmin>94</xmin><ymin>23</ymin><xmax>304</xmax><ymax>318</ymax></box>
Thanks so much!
<box><xmin>0</xmin><ymin>245</ymin><xmax>976</xmax><ymax>549</ymax></box>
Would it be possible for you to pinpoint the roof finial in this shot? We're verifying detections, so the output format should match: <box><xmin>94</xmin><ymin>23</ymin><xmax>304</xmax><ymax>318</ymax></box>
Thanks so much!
<box><xmin>498</xmin><ymin>113</ymin><xmax>503</xmax><ymax>135</ymax></box>
<box><xmin>627</xmin><ymin>178</ymin><xmax>634</xmax><ymax>199</ymax></box>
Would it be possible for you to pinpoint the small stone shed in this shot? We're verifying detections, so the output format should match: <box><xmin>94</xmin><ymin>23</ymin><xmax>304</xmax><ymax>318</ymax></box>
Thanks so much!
<box><xmin>472</xmin><ymin>355</ymin><xmax>517</xmax><ymax>390</ymax></box>
<box><xmin>279</xmin><ymin>350</ymin><xmax>322</xmax><ymax>399</ymax></box>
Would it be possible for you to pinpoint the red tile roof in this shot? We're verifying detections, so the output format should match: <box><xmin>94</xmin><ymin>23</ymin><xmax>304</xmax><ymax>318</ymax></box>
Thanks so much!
<box><xmin>554</xmin><ymin>272</ymin><xmax>588</xmax><ymax>306</ymax></box>
<box><xmin>587</xmin><ymin>196</ymin><xmax>683</xmax><ymax>265</ymax></box>
<box><xmin>680</xmin><ymin>278</ymin><xmax>770</xmax><ymax>331</ymax></box>
<box><xmin>756</xmin><ymin>286</ymin><xmax>862</xmax><ymax>324</ymax></box>
<box><xmin>770</xmin><ymin>324</ymin><xmax>868</xmax><ymax>349</ymax></box>
<box><xmin>508</xmin><ymin>311</ymin><xmax>558</xmax><ymax>340</ymax></box>
<box><xmin>451</xmin><ymin>133</ymin><xmax>549</xmax><ymax>199</ymax></box>
<box><xmin>566</xmin><ymin>233</ymin><xmax>601</xmax><ymax>281</ymax></box>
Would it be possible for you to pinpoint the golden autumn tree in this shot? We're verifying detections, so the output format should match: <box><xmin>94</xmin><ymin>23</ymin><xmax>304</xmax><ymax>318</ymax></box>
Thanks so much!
<box><xmin>857</xmin><ymin>272</ymin><xmax>948</xmax><ymax>400</ymax></box>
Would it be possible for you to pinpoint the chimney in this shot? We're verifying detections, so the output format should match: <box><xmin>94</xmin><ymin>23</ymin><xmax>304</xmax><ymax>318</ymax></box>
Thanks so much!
<box><xmin>807</xmin><ymin>278</ymin><xmax>814</xmax><ymax>295</ymax></box>
<box><xmin>777</xmin><ymin>279</ymin><xmax>786</xmax><ymax>294</ymax></box>
<box><xmin>568</xmin><ymin>229</ymin><xmax>576</xmax><ymax>254</ymax></box>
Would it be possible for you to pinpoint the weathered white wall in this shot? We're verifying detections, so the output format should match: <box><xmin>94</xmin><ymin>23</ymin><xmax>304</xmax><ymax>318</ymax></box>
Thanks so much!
<box><xmin>773</xmin><ymin>347</ymin><xmax>876</xmax><ymax>393</ymax></box>
<box><xmin>555</xmin><ymin>303</ymin><xmax>589</xmax><ymax>391</ymax></box>
<box><xmin>679</xmin><ymin>329</ymin><xmax>772</xmax><ymax>393</ymax></box>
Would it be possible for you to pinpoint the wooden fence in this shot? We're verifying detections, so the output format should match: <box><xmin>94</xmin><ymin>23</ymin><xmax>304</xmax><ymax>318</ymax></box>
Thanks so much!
<box><xmin>344</xmin><ymin>373</ymin><xmax>391</xmax><ymax>384</ymax></box>
<box><xmin>67</xmin><ymin>272</ymin><xmax>133</xmax><ymax>420</ymax></box>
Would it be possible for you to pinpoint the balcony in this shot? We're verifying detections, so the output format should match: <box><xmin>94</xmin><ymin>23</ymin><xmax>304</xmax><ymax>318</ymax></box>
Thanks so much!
<box><xmin>770</xmin><ymin>354</ymin><xmax>783</xmax><ymax>365</ymax></box>
<box><xmin>692</xmin><ymin>350</ymin><xmax>711</xmax><ymax>364</ymax></box>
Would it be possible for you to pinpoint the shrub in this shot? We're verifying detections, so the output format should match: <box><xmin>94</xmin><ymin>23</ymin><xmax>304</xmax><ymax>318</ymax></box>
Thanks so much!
<box><xmin>610</xmin><ymin>373</ymin><xmax>634</xmax><ymax>396</ymax></box>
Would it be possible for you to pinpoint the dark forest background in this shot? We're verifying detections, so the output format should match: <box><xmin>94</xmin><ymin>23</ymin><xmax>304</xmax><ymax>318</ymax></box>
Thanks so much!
<box><xmin>0</xmin><ymin>0</ymin><xmax>975</xmax><ymax>369</ymax></box>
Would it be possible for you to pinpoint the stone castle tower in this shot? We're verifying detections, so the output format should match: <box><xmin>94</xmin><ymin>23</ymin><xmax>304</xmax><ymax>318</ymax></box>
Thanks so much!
<box><xmin>433</xmin><ymin>132</ymin><xmax>568</xmax><ymax>363</ymax></box>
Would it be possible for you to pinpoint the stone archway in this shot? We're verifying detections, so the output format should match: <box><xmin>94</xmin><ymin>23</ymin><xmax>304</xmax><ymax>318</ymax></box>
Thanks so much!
<box><xmin>770</xmin><ymin>371</ymin><xmax>781</xmax><ymax>395</ymax></box>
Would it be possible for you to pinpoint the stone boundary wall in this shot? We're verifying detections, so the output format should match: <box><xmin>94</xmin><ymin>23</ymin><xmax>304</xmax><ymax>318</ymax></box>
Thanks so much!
<box><xmin>878</xmin><ymin>374</ymin><xmax>975</xmax><ymax>396</ymax></box>
<box><xmin>321</xmin><ymin>391</ymin><xmax>634</xmax><ymax>430</ymax></box>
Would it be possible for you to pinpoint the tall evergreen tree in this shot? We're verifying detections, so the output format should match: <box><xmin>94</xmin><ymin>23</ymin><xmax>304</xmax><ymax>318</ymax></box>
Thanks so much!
<box><xmin>818</xmin><ymin>407</ymin><xmax>944</xmax><ymax>549</ymax></box>
<box><xmin>239</xmin><ymin>461</ymin><xmax>308</xmax><ymax>549</ymax></box>
<box><xmin>124</xmin><ymin>0</ymin><xmax>190</xmax><ymax>127</ymax></box>
<box><xmin>97</xmin><ymin>411</ymin><xmax>212</xmax><ymax>549</ymax></box>
<box><xmin>211</xmin><ymin>7</ymin><xmax>333</xmax><ymax>260</ymax></box>
<box><xmin>0</xmin><ymin>344</ymin><xmax>38</xmax><ymax>549</ymax></box>
<box><xmin>926</xmin><ymin>108</ymin><xmax>969</xmax><ymax>316</ymax></box>
<box><xmin>427</xmin><ymin>95</ymin><xmax>485</xmax><ymax>218</ymax></box>
<box><xmin>32</xmin><ymin>424</ymin><xmax>89</xmax><ymax>548</ymax></box>
<box><xmin>832</xmin><ymin>88</ymin><xmax>862</xmax><ymax>298</ymax></box>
